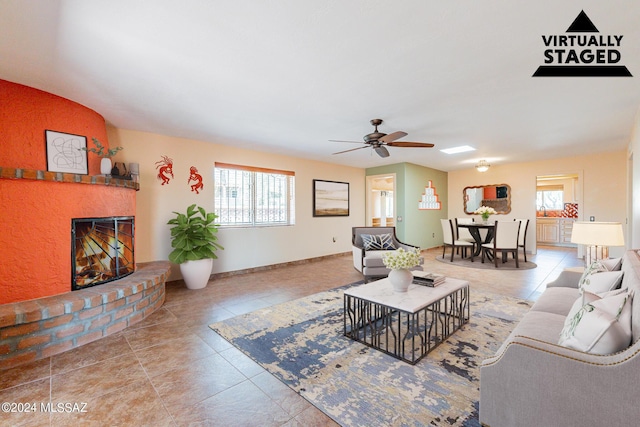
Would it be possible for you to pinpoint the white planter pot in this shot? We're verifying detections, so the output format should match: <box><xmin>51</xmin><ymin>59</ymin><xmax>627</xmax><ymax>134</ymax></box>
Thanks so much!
<box><xmin>388</xmin><ymin>269</ymin><xmax>413</xmax><ymax>293</ymax></box>
<box><xmin>179</xmin><ymin>258</ymin><xmax>213</xmax><ymax>289</ymax></box>
<box><xmin>100</xmin><ymin>158</ymin><xmax>112</xmax><ymax>175</ymax></box>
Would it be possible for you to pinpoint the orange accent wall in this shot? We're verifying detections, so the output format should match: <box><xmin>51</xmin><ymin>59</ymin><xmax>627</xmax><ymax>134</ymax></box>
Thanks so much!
<box><xmin>0</xmin><ymin>79</ymin><xmax>107</xmax><ymax>173</ymax></box>
<box><xmin>0</xmin><ymin>80</ymin><xmax>135</xmax><ymax>304</ymax></box>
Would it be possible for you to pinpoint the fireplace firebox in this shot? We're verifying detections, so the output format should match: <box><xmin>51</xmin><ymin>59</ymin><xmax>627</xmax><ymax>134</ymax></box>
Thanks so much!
<box><xmin>71</xmin><ymin>216</ymin><xmax>135</xmax><ymax>291</ymax></box>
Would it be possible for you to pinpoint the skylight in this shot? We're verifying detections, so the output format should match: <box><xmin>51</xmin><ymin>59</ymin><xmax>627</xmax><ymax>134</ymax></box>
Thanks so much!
<box><xmin>440</xmin><ymin>145</ymin><xmax>476</xmax><ymax>154</ymax></box>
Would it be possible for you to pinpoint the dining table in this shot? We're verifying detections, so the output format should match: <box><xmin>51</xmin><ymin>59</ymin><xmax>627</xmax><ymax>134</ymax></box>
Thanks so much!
<box><xmin>457</xmin><ymin>222</ymin><xmax>496</xmax><ymax>257</ymax></box>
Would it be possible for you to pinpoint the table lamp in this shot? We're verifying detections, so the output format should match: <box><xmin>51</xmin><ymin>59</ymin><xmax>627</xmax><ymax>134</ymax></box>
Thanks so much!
<box><xmin>571</xmin><ymin>221</ymin><xmax>625</xmax><ymax>266</ymax></box>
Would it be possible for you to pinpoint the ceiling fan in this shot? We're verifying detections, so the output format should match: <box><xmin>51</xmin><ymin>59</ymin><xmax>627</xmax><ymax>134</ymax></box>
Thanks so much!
<box><xmin>330</xmin><ymin>119</ymin><xmax>434</xmax><ymax>158</ymax></box>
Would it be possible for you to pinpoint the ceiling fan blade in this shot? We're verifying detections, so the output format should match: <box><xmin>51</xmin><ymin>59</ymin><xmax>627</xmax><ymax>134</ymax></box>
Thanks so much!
<box><xmin>386</xmin><ymin>141</ymin><xmax>435</xmax><ymax>148</ymax></box>
<box><xmin>374</xmin><ymin>146</ymin><xmax>390</xmax><ymax>158</ymax></box>
<box><xmin>378</xmin><ymin>131</ymin><xmax>407</xmax><ymax>143</ymax></box>
<box><xmin>329</xmin><ymin>139</ymin><xmax>362</xmax><ymax>144</ymax></box>
<box><xmin>332</xmin><ymin>146</ymin><xmax>369</xmax><ymax>155</ymax></box>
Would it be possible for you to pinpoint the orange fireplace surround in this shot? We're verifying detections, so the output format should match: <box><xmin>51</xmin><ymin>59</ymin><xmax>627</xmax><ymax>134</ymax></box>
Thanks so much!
<box><xmin>0</xmin><ymin>79</ymin><xmax>168</xmax><ymax>370</ymax></box>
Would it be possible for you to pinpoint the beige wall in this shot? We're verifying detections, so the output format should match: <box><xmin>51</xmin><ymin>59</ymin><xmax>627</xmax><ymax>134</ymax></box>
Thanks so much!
<box><xmin>629</xmin><ymin>106</ymin><xmax>640</xmax><ymax>248</ymax></box>
<box><xmin>448</xmin><ymin>150</ymin><xmax>628</xmax><ymax>257</ymax></box>
<box><xmin>107</xmin><ymin>127</ymin><xmax>365</xmax><ymax>280</ymax></box>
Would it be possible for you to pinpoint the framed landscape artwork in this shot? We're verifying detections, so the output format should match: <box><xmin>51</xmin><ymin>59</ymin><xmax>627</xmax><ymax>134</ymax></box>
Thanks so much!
<box><xmin>45</xmin><ymin>130</ymin><xmax>88</xmax><ymax>174</ymax></box>
<box><xmin>313</xmin><ymin>179</ymin><xmax>349</xmax><ymax>217</ymax></box>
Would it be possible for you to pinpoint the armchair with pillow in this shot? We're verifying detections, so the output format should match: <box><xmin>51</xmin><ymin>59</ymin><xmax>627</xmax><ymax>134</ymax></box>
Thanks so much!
<box><xmin>352</xmin><ymin>227</ymin><xmax>423</xmax><ymax>283</ymax></box>
<box><xmin>479</xmin><ymin>250</ymin><xmax>640</xmax><ymax>427</ymax></box>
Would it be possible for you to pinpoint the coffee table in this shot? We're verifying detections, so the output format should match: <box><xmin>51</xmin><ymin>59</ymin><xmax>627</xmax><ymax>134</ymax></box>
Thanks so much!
<box><xmin>343</xmin><ymin>273</ymin><xmax>470</xmax><ymax>364</ymax></box>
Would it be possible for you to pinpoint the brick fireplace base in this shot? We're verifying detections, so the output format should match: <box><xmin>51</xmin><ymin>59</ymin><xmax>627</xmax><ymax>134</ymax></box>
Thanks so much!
<box><xmin>0</xmin><ymin>261</ymin><xmax>170</xmax><ymax>371</ymax></box>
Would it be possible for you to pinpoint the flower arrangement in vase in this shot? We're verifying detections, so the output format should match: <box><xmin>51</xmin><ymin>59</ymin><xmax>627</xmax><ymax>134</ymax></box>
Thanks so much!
<box><xmin>474</xmin><ymin>206</ymin><xmax>497</xmax><ymax>224</ymax></box>
<box><xmin>382</xmin><ymin>247</ymin><xmax>422</xmax><ymax>292</ymax></box>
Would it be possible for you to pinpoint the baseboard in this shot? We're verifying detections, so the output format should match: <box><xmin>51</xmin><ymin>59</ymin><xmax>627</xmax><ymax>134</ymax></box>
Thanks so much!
<box><xmin>167</xmin><ymin>252</ymin><xmax>352</xmax><ymax>284</ymax></box>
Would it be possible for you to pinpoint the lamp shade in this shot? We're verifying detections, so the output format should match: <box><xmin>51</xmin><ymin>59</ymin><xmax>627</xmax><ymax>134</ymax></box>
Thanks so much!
<box><xmin>571</xmin><ymin>222</ymin><xmax>625</xmax><ymax>247</ymax></box>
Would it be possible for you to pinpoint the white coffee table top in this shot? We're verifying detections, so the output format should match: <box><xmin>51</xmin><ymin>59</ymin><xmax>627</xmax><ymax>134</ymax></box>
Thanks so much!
<box><xmin>344</xmin><ymin>273</ymin><xmax>469</xmax><ymax>313</ymax></box>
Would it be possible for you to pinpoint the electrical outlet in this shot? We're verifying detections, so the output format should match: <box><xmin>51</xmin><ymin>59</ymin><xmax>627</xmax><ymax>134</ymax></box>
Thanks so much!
<box><xmin>332</xmin><ymin>236</ymin><xmax>336</xmax><ymax>242</ymax></box>
<box><xmin>590</xmin><ymin>216</ymin><xmax>595</xmax><ymax>221</ymax></box>
<box><xmin>432</xmin><ymin>233</ymin><xmax>435</xmax><ymax>238</ymax></box>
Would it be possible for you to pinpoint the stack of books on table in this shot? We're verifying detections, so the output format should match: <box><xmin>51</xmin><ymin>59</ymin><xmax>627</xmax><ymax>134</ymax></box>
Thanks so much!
<box><xmin>413</xmin><ymin>273</ymin><xmax>446</xmax><ymax>287</ymax></box>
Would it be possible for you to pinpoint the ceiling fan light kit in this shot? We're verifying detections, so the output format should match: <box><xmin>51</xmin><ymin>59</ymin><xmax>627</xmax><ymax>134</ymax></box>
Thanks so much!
<box><xmin>330</xmin><ymin>119</ymin><xmax>434</xmax><ymax>158</ymax></box>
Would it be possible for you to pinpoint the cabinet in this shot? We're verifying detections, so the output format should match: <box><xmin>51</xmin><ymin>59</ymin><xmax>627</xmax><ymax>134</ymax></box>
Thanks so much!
<box><xmin>559</xmin><ymin>218</ymin><xmax>575</xmax><ymax>244</ymax></box>
<box><xmin>536</xmin><ymin>218</ymin><xmax>576</xmax><ymax>246</ymax></box>
<box><xmin>537</xmin><ymin>219</ymin><xmax>560</xmax><ymax>243</ymax></box>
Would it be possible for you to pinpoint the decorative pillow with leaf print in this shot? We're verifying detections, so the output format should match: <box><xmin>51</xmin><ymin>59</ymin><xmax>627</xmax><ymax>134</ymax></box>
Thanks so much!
<box><xmin>578</xmin><ymin>264</ymin><xmax>623</xmax><ymax>295</ymax></box>
<box><xmin>558</xmin><ymin>289</ymin><xmax>633</xmax><ymax>354</ymax></box>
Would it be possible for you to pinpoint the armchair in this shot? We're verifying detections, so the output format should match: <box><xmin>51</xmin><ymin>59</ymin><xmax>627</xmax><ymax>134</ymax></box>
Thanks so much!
<box><xmin>352</xmin><ymin>227</ymin><xmax>423</xmax><ymax>283</ymax></box>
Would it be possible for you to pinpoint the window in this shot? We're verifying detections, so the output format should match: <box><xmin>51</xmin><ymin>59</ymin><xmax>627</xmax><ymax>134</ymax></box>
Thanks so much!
<box><xmin>214</xmin><ymin>163</ymin><xmax>295</xmax><ymax>227</ymax></box>
<box><xmin>537</xmin><ymin>186</ymin><xmax>564</xmax><ymax>210</ymax></box>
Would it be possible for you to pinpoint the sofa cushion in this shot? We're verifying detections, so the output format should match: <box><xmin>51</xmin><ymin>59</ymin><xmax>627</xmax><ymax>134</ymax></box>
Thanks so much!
<box><xmin>529</xmin><ymin>287</ymin><xmax>581</xmax><ymax>316</ymax></box>
<box><xmin>361</xmin><ymin>233</ymin><xmax>396</xmax><ymax>250</ymax></box>
<box><xmin>494</xmin><ymin>310</ymin><xmax>567</xmax><ymax>357</ymax></box>
<box><xmin>579</xmin><ymin>270</ymin><xmax>623</xmax><ymax>295</ymax></box>
<box><xmin>558</xmin><ymin>289</ymin><xmax>633</xmax><ymax>355</ymax></box>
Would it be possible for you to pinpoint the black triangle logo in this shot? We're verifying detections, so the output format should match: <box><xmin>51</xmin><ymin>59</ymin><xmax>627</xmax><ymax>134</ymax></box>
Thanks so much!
<box><xmin>566</xmin><ymin>10</ymin><xmax>599</xmax><ymax>32</ymax></box>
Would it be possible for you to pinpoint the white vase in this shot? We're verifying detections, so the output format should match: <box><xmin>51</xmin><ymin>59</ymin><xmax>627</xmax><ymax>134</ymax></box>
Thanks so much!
<box><xmin>388</xmin><ymin>269</ymin><xmax>413</xmax><ymax>293</ymax></box>
<box><xmin>179</xmin><ymin>258</ymin><xmax>213</xmax><ymax>289</ymax></box>
<box><xmin>100</xmin><ymin>157</ymin><xmax>112</xmax><ymax>175</ymax></box>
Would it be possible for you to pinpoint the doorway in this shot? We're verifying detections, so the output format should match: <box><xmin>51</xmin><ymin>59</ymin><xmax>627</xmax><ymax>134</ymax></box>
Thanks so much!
<box><xmin>366</xmin><ymin>174</ymin><xmax>396</xmax><ymax>227</ymax></box>
<box><xmin>535</xmin><ymin>173</ymin><xmax>582</xmax><ymax>255</ymax></box>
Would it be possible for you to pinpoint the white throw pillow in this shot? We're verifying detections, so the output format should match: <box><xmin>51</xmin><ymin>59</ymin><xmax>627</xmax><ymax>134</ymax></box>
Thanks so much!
<box><xmin>601</xmin><ymin>257</ymin><xmax>622</xmax><ymax>271</ymax></box>
<box><xmin>579</xmin><ymin>270</ymin><xmax>623</xmax><ymax>295</ymax></box>
<box><xmin>558</xmin><ymin>289</ymin><xmax>633</xmax><ymax>355</ymax></box>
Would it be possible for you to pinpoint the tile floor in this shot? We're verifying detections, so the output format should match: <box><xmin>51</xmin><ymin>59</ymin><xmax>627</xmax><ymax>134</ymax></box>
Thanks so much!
<box><xmin>0</xmin><ymin>246</ymin><xmax>582</xmax><ymax>426</ymax></box>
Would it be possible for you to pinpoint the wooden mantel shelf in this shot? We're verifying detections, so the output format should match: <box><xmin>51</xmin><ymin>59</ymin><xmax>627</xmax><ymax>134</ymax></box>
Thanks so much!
<box><xmin>0</xmin><ymin>166</ymin><xmax>139</xmax><ymax>190</ymax></box>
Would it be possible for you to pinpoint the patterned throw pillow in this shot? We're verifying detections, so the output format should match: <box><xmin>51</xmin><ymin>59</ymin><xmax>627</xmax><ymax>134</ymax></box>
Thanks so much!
<box><xmin>558</xmin><ymin>289</ymin><xmax>633</xmax><ymax>354</ymax></box>
<box><xmin>361</xmin><ymin>233</ymin><xmax>396</xmax><ymax>250</ymax></box>
<box><xmin>578</xmin><ymin>261</ymin><xmax>623</xmax><ymax>295</ymax></box>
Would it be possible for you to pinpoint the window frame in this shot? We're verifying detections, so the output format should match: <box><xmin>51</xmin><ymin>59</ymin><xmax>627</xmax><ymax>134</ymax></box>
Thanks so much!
<box><xmin>213</xmin><ymin>162</ymin><xmax>295</xmax><ymax>228</ymax></box>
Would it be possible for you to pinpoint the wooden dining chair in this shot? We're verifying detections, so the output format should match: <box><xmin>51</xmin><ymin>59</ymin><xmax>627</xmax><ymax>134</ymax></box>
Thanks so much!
<box><xmin>455</xmin><ymin>217</ymin><xmax>476</xmax><ymax>243</ymax></box>
<box><xmin>441</xmin><ymin>219</ymin><xmax>475</xmax><ymax>262</ymax></box>
<box><xmin>481</xmin><ymin>221</ymin><xmax>521</xmax><ymax>268</ymax></box>
<box><xmin>514</xmin><ymin>218</ymin><xmax>529</xmax><ymax>262</ymax></box>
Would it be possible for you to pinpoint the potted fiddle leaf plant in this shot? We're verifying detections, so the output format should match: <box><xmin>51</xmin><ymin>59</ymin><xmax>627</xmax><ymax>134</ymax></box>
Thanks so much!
<box><xmin>167</xmin><ymin>204</ymin><xmax>224</xmax><ymax>289</ymax></box>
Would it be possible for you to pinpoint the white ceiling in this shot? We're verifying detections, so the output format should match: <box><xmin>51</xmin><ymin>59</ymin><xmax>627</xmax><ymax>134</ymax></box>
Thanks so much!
<box><xmin>2</xmin><ymin>0</ymin><xmax>640</xmax><ymax>171</ymax></box>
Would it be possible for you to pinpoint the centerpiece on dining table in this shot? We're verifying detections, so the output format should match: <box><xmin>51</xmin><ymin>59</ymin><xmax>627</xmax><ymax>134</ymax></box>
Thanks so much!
<box><xmin>474</xmin><ymin>205</ymin><xmax>497</xmax><ymax>224</ymax></box>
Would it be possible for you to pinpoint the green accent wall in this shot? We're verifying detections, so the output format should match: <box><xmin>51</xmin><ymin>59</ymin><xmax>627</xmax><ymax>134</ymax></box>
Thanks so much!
<box><xmin>366</xmin><ymin>163</ymin><xmax>448</xmax><ymax>249</ymax></box>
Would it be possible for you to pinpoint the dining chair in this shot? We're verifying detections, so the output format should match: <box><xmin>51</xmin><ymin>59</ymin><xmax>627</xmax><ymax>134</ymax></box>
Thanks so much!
<box><xmin>514</xmin><ymin>218</ymin><xmax>530</xmax><ymax>262</ymax></box>
<box><xmin>441</xmin><ymin>219</ymin><xmax>475</xmax><ymax>262</ymax></box>
<box><xmin>481</xmin><ymin>221</ymin><xmax>521</xmax><ymax>268</ymax></box>
<box><xmin>455</xmin><ymin>217</ymin><xmax>476</xmax><ymax>243</ymax></box>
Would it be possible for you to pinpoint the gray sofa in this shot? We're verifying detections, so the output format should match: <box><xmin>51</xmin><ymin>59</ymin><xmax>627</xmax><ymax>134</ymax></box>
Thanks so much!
<box><xmin>480</xmin><ymin>249</ymin><xmax>640</xmax><ymax>427</ymax></box>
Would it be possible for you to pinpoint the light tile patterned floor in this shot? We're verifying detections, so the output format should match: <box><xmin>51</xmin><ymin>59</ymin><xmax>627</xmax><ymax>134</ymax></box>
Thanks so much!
<box><xmin>0</xmin><ymin>246</ymin><xmax>581</xmax><ymax>426</ymax></box>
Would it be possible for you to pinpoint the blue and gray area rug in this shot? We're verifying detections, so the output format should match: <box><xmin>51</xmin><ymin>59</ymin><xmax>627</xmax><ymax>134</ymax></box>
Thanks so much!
<box><xmin>210</xmin><ymin>283</ymin><xmax>531</xmax><ymax>426</ymax></box>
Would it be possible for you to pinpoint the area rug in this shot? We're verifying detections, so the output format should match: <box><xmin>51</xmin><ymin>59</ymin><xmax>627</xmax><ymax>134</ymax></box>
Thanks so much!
<box><xmin>435</xmin><ymin>254</ymin><xmax>537</xmax><ymax>270</ymax></box>
<box><xmin>210</xmin><ymin>283</ymin><xmax>532</xmax><ymax>426</ymax></box>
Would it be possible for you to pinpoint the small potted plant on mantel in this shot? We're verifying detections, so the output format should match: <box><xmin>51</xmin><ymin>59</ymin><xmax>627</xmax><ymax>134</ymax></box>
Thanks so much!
<box><xmin>167</xmin><ymin>204</ymin><xmax>224</xmax><ymax>289</ymax></box>
<box><xmin>81</xmin><ymin>138</ymin><xmax>123</xmax><ymax>175</ymax></box>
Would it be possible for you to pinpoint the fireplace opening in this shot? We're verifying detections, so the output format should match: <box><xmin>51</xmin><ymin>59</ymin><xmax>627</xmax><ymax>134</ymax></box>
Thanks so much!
<box><xmin>72</xmin><ymin>216</ymin><xmax>135</xmax><ymax>291</ymax></box>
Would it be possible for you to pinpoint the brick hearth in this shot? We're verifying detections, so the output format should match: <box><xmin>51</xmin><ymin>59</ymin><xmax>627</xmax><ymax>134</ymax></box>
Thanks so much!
<box><xmin>0</xmin><ymin>261</ymin><xmax>170</xmax><ymax>371</ymax></box>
